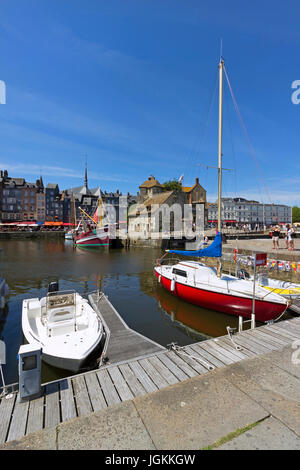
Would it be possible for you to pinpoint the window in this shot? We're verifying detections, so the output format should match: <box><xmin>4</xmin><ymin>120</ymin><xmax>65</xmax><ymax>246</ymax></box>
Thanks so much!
<box><xmin>172</xmin><ymin>268</ymin><xmax>187</xmax><ymax>278</ymax></box>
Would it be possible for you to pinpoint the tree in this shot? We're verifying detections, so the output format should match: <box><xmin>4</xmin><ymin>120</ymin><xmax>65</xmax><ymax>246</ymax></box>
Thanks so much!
<box><xmin>292</xmin><ymin>206</ymin><xmax>300</xmax><ymax>223</ymax></box>
<box><xmin>162</xmin><ymin>179</ymin><xmax>182</xmax><ymax>192</ymax></box>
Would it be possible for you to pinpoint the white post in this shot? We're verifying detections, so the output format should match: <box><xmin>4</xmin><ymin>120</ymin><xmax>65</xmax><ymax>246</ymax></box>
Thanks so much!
<box><xmin>238</xmin><ymin>316</ymin><xmax>243</xmax><ymax>333</ymax></box>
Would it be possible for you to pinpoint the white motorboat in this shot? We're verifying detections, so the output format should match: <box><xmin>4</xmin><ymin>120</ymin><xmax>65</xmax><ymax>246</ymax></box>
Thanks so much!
<box><xmin>64</xmin><ymin>230</ymin><xmax>74</xmax><ymax>240</ymax></box>
<box><xmin>22</xmin><ymin>283</ymin><xmax>103</xmax><ymax>372</ymax></box>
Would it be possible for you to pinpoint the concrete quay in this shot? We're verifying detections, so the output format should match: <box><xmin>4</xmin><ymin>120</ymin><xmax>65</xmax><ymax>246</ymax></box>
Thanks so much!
<box><xmin>1</xmin><ymin>341</ymin><xmax>299</xmax><ymax>450</ymax></box>
<box><xmin>224</xmin><ymin>237</ymin><xmax>300</xmax><ymax>260</ymax></box>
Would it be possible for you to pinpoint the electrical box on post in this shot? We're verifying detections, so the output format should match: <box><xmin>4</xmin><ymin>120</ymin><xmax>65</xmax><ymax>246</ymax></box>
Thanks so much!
<box><xmin>18</xmin><ymin>343</ymin><xmax>42</xmax><ymax>402</ymax></box>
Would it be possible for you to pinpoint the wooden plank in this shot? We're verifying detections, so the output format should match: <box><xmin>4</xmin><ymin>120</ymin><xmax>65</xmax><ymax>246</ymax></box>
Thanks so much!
<box><xmin>60</xmin><ymin>378</ymin><xmax>77</xmax><ymax>422</ymax></box>
<box><xmin>259</xmin><ymin>326</ymin><xmax>294</xmax><ymax>343</ymax></box>
<box><xmin>97</xmin><ymin>369</ymin><xmax>121</xmax><ymax>406</ymax></box>
<box><xmin>241</xmin><ymin>331</ymin><xmax>277</xmax><ymax>351</ymax></box>
<box><xmin>157</xmin><ymin>353</ymin><xmax>190</xmax><ymax>382</ymax></box>
<box><xmin>72</xmin><ymin>375</ymin><xmax>93</xmax><ymax>417</ymax></box>
<box><xmin>148</xmin><ymin>356</ymin><xmax>179</xmax><ymax>385</ymax></box>
<box><xmin>26</xmin><ymin>395</ymin><xmax>45</xmax><ymax>435</ymax></box>
<box><xmin>250</xmin><ymin>329</ymin><xmax>289</xmax><ymax>347</ymax></box>
<box><xmin>7</xmin><ymin>395</ymin><xmax>29</xmax><ymax>442</ymax></box>
<box><xmin>226</xmin><ymin>333</ymin><xmax>270</xmax><ymax>355</ymax></box>
<box><xmin>119</xmin><ymin>363</ymin><xmax>148</xmax><ymax>397</ymax></box>
<box><xmin>190</xmin><ymin>343</ymin><xmax>225</xmax><ymax>368</ymax></box>
<box><xmin>84</xmin><ymin>372</ymin><xmax>107</xmax><ymax>412</ymax></box>
<box><xmin>260</xmin><ymin>325</ymin><xmax>298</xmax><ymax>343</ymax></box>
<box><xmin>276</xmin><ymin>321</ymin><xmax>300</xmax><ymax>336</ymax></box>
<box><xmin>139</xmin><ymin>358</ymin><xmax>169</xmax><ymax>389</ymax></box>
<box><xmin>263</xmin><ymin>324</ymin><xmax>300</xmax><ymax>341</ymax></box>
<box><xmin>181</xmin><ymin>346</ymin><xmax>210</xmax><ymax>374</ymax></box>
<box><xmin>0</xmin><ymin>394</ymin><xmax>16</xmax><ymax>443</ymax></box>
<box><xmin>199</xmin><ymin>341</ymin><xmax>234</xmax><ymax>365</ymax></box>
<box><xmin>205</xmin><ymin>340</ymin><xmax>241</xmax><ymax>363</ymax></box>
<box><xmin>165</xmin><ymin>351</ymin><xmax>198</xmax><ymax>378</ymax></box>
<box><xmin>213</xmin><ymin>338</ymin><xmax>255</xmax><ymax>359</ymax></box>
<box><xmin>44</xmin><ymin>382</ymin><xmax>60</xmax><ymax>428</ymax></box>
<box><xmin>108</xmin><ymin>367</ymin><xmax>134</xmax><ymax>401</ymax></box>
<box><xmin>128</xmin><ymin>361</ymin><xmax>158</xmax><ymax>393</ymax></box>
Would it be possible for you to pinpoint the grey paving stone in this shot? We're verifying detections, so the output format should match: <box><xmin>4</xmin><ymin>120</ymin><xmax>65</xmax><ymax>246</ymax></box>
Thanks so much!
<box><xmin>134</xmin><ymin>370</ymin><xmax>269</xmax><ymax>450</ymax></box>
<box><xmin>217</xmin><ymin>417</ymin><xmax>300</xmax><ymax>450</ymax></box>
<box><xmin>57</xmin><ymin>400</ymin><xmax>155</xmax><ymax>450</ymax></box>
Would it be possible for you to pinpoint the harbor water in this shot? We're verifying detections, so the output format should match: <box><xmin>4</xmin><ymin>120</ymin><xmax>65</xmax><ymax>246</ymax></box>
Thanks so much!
<box><xmin>0</xmin><ymin>238</ymin><xmax>267</xmax><ymax>385</ymax></box>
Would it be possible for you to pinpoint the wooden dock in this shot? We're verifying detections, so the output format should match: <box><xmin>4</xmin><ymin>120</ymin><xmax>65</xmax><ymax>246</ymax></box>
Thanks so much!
<box><xmin>289</xmin><ymin>298</ymin><xmax>300</xmax><ymax>315</ymax></box>
<box><xmin>0</xmin><ymin>306</ymin><xmax>300</xmax><ymax>444</ymax></box>
<box><xmin>88</xmin><ymin>292</ymin><xmax>165</xmax><ymax>366</ymax></box>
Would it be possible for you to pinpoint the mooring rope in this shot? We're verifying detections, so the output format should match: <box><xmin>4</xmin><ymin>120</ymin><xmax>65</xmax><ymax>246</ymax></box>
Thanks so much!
<box><xmin>168</xmin><ymin>343</ymin><xmax>215</xmax><ymax>371</ymax></box>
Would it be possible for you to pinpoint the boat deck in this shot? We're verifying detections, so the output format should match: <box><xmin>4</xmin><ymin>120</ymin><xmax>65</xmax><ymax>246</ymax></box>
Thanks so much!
<box><xmin>0</xmin><ymin>303</ymin><xmax>299</xmax><ymax>444</ymax></box>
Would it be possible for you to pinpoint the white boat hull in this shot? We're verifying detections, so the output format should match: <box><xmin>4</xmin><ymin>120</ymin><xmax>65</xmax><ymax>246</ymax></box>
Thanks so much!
<box><xmin>22</xmin><ymin>291</ymin><xmax>103</xmax><ymax>372</ymax></box>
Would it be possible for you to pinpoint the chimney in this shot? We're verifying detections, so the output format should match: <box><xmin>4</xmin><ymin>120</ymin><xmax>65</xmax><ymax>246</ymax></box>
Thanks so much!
<box><xmin>195</xmin><ymin>177</ymin><xmax>199</xmax><ymax>185</ymax></box>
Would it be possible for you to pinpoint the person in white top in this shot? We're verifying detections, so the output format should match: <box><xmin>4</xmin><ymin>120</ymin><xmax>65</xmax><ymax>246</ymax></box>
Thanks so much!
<box><xmin>286</xmin><ymin>224</ymin><xmax>295</xmax><ymax>251</ymax></box>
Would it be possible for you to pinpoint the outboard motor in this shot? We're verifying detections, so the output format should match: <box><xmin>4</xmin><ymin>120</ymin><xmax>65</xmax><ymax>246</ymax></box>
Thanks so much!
<box><xmin>237</xmin><ymin>269</ymin><xmax>250</xmax><ymax>280</ymax></box>
<box><xmin>48</xmin><ymin>281</ymin><xmax>59</xmax><ymax>293</ymax></box>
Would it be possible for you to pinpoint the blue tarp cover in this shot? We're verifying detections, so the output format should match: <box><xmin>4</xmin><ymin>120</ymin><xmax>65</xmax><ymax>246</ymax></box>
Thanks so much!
<box><xmin>169</xmin><ymin>231</ymin><xmax>222</xmax><ymax>258</ymax></box>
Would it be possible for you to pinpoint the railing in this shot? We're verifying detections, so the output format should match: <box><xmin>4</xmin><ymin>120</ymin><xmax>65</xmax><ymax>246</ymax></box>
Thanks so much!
<box><xmin>0</xmin><ymin>381</ymin><xmax>18</xmax><ymax>398</ymax></box>
<box><xmin>156</xmin><ymin>257</ymin><xmax>180</xmax><ymax>266</ymax></box>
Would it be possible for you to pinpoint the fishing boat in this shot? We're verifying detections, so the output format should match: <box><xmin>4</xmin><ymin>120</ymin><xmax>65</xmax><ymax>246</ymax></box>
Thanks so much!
<box><xmin>74</xmin><ymin>196</ymin><xmax>110</xmax><ymax>248</ymax></box>
<box><xmin>154</xmin><ymin>57</ymin><xmax>289</xmax><ymax>323</ymax></box>
<box><xmin>22</xmin><ymin>282</ymin><xmax>104</xmax><ymax>372</ymax></box>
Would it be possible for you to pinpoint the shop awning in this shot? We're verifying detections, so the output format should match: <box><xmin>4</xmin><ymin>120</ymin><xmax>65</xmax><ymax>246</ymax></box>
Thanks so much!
<box><xmin>44</xmin><ymin>221</ymin><xmax>64</xmax><ymax>226</ymax></box>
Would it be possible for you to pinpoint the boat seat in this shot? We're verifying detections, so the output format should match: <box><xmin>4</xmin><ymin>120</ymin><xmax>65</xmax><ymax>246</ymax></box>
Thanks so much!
<box><xmin>27</xmin><ymin>299</ymin><xmax>41</xmax><ymax>319</ymax></box>
<box><xmin>47</xmin><ymin>308</ymin><xmax>75</xmax><ymax>324</ymax></box>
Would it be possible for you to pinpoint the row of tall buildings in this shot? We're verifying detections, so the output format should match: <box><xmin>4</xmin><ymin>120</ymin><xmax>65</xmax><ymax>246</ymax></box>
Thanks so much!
<box><xmin>0</xmin><ymin>168</ymin><xmax>136</xmax><ymax>225</ymax></box>
<box><xmin>0</xmin><ymin>168</ymin><xmax>292</xmax><ymax>229</ymax></box>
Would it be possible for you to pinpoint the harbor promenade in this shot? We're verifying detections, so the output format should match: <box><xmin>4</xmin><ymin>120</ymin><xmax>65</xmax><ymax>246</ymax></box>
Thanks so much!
<box><xmin>224</xmin><ymin>237</ymin><xmax>300</xmax><ymax>259</ymax></box>
<box><xmin>0</xmin><ymin>314</ymin><xmax>299</xmax><ymax>450</ymax></box>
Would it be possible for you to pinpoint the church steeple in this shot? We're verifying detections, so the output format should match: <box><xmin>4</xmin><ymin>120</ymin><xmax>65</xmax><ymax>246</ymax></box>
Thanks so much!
<box><xmin>84</xmin><ymin>157</ymin><xmax>88</xmax><ymax>189</ymax></box>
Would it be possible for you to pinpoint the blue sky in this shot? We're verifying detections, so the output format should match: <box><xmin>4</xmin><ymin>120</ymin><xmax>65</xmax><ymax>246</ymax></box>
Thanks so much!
<box><xmin>0</xmin><ymin>0</ymin><xmax>299</xmax><ymax>205</ymax></box>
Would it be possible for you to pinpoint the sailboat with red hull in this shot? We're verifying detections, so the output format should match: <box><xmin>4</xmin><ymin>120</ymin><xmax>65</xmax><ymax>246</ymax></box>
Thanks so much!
<box><xmin>154</xmin><ymin>58</ymin><xmax>289</xmax><ymax>323</ymax></box>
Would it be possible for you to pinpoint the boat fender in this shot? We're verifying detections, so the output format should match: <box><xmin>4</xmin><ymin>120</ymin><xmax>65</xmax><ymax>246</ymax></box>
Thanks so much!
<box><xmin>171</xmin><ymin>277</ymin><xmax>176</xmax><ymax>292</ymax></box>
<box><xmin>158</xmin><ymin>274</ymin><xmax>161</xmax><ymax>283</ymax></box>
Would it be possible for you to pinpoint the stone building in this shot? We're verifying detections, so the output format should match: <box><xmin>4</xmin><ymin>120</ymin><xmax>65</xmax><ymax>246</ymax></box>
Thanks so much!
<box><xmin>207</xmin><ymin>197</ymin><xmax>292</xmax><ymax>229</ymax></box>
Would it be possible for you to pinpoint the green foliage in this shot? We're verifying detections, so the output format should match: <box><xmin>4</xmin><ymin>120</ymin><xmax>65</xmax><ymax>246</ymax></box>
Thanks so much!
<box><xmin>292</xmin><ymin>206</ymin><xmax>300</xmax><ymax>223</ymax></box>
<box><xmin>162</xmin><ymin>179</ymin><xmax>182</xmax><ymax>192</ymax></box>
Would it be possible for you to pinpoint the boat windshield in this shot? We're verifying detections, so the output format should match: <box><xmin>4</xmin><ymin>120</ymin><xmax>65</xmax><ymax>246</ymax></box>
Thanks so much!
<box><xmin>46</xmin><ymin>290</ymin><xmax>76</xmax><ymax>310</ymax></box>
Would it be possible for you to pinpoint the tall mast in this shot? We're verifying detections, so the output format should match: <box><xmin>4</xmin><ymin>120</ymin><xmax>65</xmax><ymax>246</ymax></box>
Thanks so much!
<box><xmin>217</xmin><ymin>57</ymin><xmax>224</xmax><ymax>233</ymax></box>
<box><xmin>217</xmin><ymin>57</ymin><xmax>224</xmax><ymax>277</ymax></box>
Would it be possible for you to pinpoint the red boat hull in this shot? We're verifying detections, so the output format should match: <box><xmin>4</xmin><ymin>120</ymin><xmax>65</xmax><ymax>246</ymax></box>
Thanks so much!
<box><xmin>75</xmin><ymin>229</ymin><xmax>109</xmax><ymax>247</ymax></box>
<box><xmin>155</xmin><ymin>270</ymin><xmax>287</xmax><ymax>322</ymax></box>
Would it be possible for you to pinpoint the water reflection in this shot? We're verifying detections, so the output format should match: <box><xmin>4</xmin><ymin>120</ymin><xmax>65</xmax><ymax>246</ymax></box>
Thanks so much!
<box><xmin>154</xmin><ymin>285</ymin><xmax>243</xmax><ymax>340</ymax></box>
<box><xmin>0</xmin><ymin>238</ymin><xmax>264</xmax><ymax>385</ymax></box>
